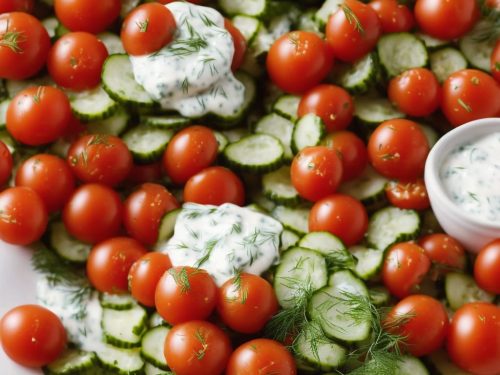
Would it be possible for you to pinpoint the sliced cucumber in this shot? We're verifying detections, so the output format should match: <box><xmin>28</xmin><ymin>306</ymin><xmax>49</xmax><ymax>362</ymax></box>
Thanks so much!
<box><xmin>368</xmin><ymin>286</ymin><xmax>390</xmax><ymax>306</ymax></box>
<box><xmin>292</xmin><ymin>114</ymin><xmax>326</xmax><ymax>154</ymax></box>
<box><xmin>254</xmin><ymin>113</ymin><xmax>294</xmax><ymax>161</ymax></box>
<box><xmin>157</xmin><ymin>208</ymin><xmax>181</xmax><ymax>245</ymax></box>
<box><xmin>141</xmin><ymin>115</ymin><xmax>190</xmax><ymax>131</ymax></box>
<box><xmin>122</xmin><ymin>126</ymin><xmax>174</xmax><ymax>163</ymax></box>
<box><xmin>416</xmin><ymin>32</ymin><xmax>449</xmax><ymax>50</ymax></box>
<box><xmin>338</xmin><ymin>166</ymin><xmax>388</xmax><ymax>205</ymax></box>
<box><xmin>141</xmin><ymin>326</ymin><xmax>170</xmax><ymax>370</ymax></box>
<box><xmin>298</xmin><ymin>231</ymin><xmax>354</xmax><ymax>269</ymax></box>
<box><xmin>315</xmin><ymin>0</ymin><xmax>343</xmax><ymax>28</ymax></box>
<box><xmin>271</xmin><ymin>204</ymin><xmax>310</xmax><ymax>235</ymax></box>
<box><xmin>335</xmin><ymin>53</ymin><xmax>379</xmax><ymax>94</ymax></box>
<box><xmin>0</xmin><ymin>99</ymin><xmax>10</xmax><ymax>128</ymax></box>
<box><xmin>42</xmin><ymin>17</ymin><xmax>59</xmax><ymax>39</ymax></box>
<box><xmin>6</xmin><ymin>75</ymin><xmax>54</xmax><ymax>98</ymax></box>
<box><xmin>213</xmin><ymin>130</ymin><xmax>229</xmax><ymax>153</ymax></box>
<box><xmin>395</xmin><ymin>356</ymin><xmax>429</xmax><ymax>375</ymax></box>
<box><xmin>86</xmin><ymin>106</ymin><xmax>129</xmax><ymax>136</ymax></box>
<box><xmin>297</xmin><ymin>9</ymin><xmax>323</xmax><ymax>36</ymax></box>
<box><xmin>280</xmin><ymin>228</ymin><xmax>300</xmax><ymax>251</ymax></box>
<box><xmin>377</xmin><ymin>33</ymin><xmax>428</xmax><ymax>78</ymax></box>
<box><xmin>96</xmin><ymin>345</ymin><xmax>144</xmax><ymax>374</ymax></box>
<box><xmin>144</xmin><ymin>362</ymin><xmax>173</xmax><ymax>375</ymax></box>
<box><xmin>48</xmin><ymin>221</ymin><xmax>91</xmax><ymax>263</ymax></box>
<box><xmin>100</xmin><ymin>293</ymin><xmax>137</xmax><ymax>310</ymax></box>
<box><xmin>231</xmin><ymin>15</ymin><xmax>261</xmax><ymax>45</ymax></box>
<box><xmin>354</xmin><ymin>95</ymin><xmax>405</xmax><ymax>126</ymax></box>
<box><xmin>430</xmin><ymin>48</ymin><xmax>468</xmax><ymax>84</ymax></box>
<box><xmin>445</xmin><ymin>272</ymin><xmax>495</xmax><ymax>311</ymax></box>
<box><xmin>149</xmin><ymin>312</ymin><xmax>168</xmax><ymax>328</ymax></box>
<box><xmin>44</xmin><ymin>349</ymin><xmax>96</xmax><ymax>375</ymax></box>
<box><xmin>68</xmin><ymin>85</ymin><xmax>118</xmax><ymax>121</ymax></box>
<box><xmin>102</xmin><ymin>304</ymin><xmax>148</xmax><ymax>348</ymax></box>
<box><xmin>218</xmin><ymin>0</ymin><xmax>268</xmax><ymax>17</ymax></box>
<box><xmin>459</xmin><ymin>20</ymin><xmax>496</xmax><ymax>72</ymax></box>
<box><xmin>272</xmin><ymin>95</ymin><xmax>301</xmax><ymax>123</ymax></box>
<box><xmin>262</xmin><ymin>166</ymin><xmax>301</xmax><ymax>206</ymax></box>
<box><xmin>98</xmin><ymin>32</ymin><xmax>125</xmax><ymax>55</ymax></box>
<box><xmin>349</xmin><ymin>245</ymin><xmax>384</xmax><ymax>280</ymax></box>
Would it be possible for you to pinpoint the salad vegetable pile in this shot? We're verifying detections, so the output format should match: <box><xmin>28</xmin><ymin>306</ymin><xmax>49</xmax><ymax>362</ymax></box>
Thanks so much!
<box><xmin>0</xmin><ymin>0</ymin><xmax>498</xmax><ymax>374</ymax></box>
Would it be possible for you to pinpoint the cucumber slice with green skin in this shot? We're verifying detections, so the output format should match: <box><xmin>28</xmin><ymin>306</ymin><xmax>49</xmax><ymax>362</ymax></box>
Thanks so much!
<box><xmin>338</xmin><ymin>166</ymin><xmax>389</xmax><ymax>205</ymax></box>
<box><xmin>367</xmin><ymin>206</ymin><xmax>421</xmax><ymax>251</ymax></box>
<box><xmin>0</xmin><ymin>130</ymin><xmax>15</xmax><ymax>154</ymax></box>
<box><xmin>416</xmin><ymin>32</ymin><xmax>449</xmax><ymax>50</ymax></box>
<box><xmin>354</xmin><ymin>95</ymin><xmax>405</xmax><ymax>126</ymax></box>
<box><xmin>262</xmin><ymin>166</ymin><xmax>301</xmax><ymax>206</ymax></box>
<box><xmin>5</xmin><ymin>75</ymin><xmax>54</xmax><ymax>99</ymax></box>
<box><xmin>68</xmin><ymin>85</ymin><xmax>118</xmax><ymax>121</ymax></box>
<box><xmin>0</xmin><ymin>99</ymin><xmax>10</xmax><ymax>128</ymax></box>
<box><xmin>298</xmin><ymin>231</ymin><xmax>355</xmax><ymax>270</ymax></box>
<box><xmin>231</xmin><ymin>15</ymin><xmax>261</xmax><ymax>45</ymax></box>
<box><xmin>149</xmin><ymin>312</ymin><xmax>168</xmax><ymax>328</ymax></box>
<box><xmin>280</xmin><ymin>228</ymin><xmax>300</xmax><ymax>251</ymax></box>
<box><xmin>42</xmin><ymin>17</ymin><xmax>59</xmax><ymax>40</ymax></box>
<box><xmin>144</xmin><ymin>362</ymin><xmax>173</xmax><ymax>375</ymax></box>
<box><xmin>44</xmin><ymin>349</ymin><xmax>97</xmax><ymax>375</ymax></box>
<box><xmin>156</xmin><ymin>208</ymin><xmax>181</xmax><ymax>245</ymax></box>
<box><xmin>349</xmin><ymin>245</ymin><xmax>384</xmax><ymax>280</ymax></box>
<box><xmin>122</xmin><ymin>126</ymin><xmax>174</xmax><ymax>163</ymax></box>
<box><xmin>445</xmin><ymin>272</ymin><xmax>495</xmax><ymax>311</ymax></box>
<box><xmin>272</xmin><ymin>95</ymin><xmax>301</xmax><ymax>123</ymax></box>
<box><xmin>315</xmin><ymin>0</ymin><xmax>343</xmax><ymax>28</ymax></box>
<box><xmin>102</xmin><ymin>304</ymin><xmax>148</xmax><ymax>348</ymax></box>
<box><xmin>213</xmin><ymin>130</ymin><xmax>229</xmax><ymax>153</ymax></box>
<box><xmin>98</xmin><ymin>32</ymin><xmax>125</xmax><ymax>55</ymax></box>
<box><xmin>49</xmin><ymin>221</ymin><xmax>91</xmax><ymax>263</ymax></box>
<box><xmin>335</xmin><ymin>53</ymin><xmax>379</xmax><ymax>94</ymax></box>
<box><xmin>271</xmin><ymin>204</ymin><xmax>310</xmax><ymax>235</ymax></box>
<box><xmin>100</xmin><ymin>293</ymin><xmax>137</xmax><ymax>310</ymax></box>
<box><xmin>297</xmin><ymin>9</ymin><xmax>323</xmax><ymax>36</ymax></box>
<box><xmin>254</xmin><ymin>113</ymin><xmax>294</xmax><ymax>161</ymax></box>
<box><xmin>141</xmin><ymin>115</ymin><xmax>190</xmax><ymax>131</ymax></box>
<box><xmin>368</xmin><ymin>286</ymin><xmax>390</xmax><ymax>306</ymax></box>
<box><xmin>274</xmin><ymin>247</ymin><xmax>328</xmax><ymax>309</ymax></box>
<box><xmin>430</xmin><ymin>48</ymin><xmax>468</xmax><ymax>84</ymax></box>
<box><xmin>141</xmin><ymin>326</ymin><xmax>171</xmax><ymax>370</ymax></box>
<box><xmin>86</xmin><ymin>106</ymin><xmax>130</xmax><ymax>136</ymax></box>
<box><xmin>395</xmin><ymin>356</ymin><xmax>429</xmax><ymax>375</ymax></box>
<box><xmin>102</xmin><ymin>54</ymin><xmax>156</xmax><ymax>107</ymax></box>
<box><xmin>292</xmin><ymin>114</ymin><xmax>326</xmax><ymax>154</ymax></box>
<box><xmin>377</xmin><ymin>32</ymin><xmax>428</xmax><ymax>78</ymax></box>
<box><xmin>223</xmin><ymin>133</ymin><xmax>284</xmax><ymax>173</ymax></box>
<box><xmin>218</xmin><ymin>0</ymin><xmax>268</xmax><ymax>17</ymax></box>
<box><xmin>309</xmin><ymin>270</ymin><xmax>371</xmax><ymax>343</ymax></box>
<box><xmin>459</xmin><ymin>20</ymin><xmax>496</xmax><ymax>72</ymax></box>
<box><xmin>221</xmin><ymin>127</ymin><xmax>250</xmax><ymax>143</ymax></box>
<box><xmin>96</xmin><ymin>345</ymin><xmax>144</xmax><ymax>374</ymax></box>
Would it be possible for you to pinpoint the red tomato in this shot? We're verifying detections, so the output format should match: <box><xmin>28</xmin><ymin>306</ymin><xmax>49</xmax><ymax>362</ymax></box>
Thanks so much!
<box><xmin>7</xmin><ymin>86</ymin><xmax>71</xmax><ymax>146</ymax></box>
<box><xmin>226</xmin><ymin>338</ymin><xmax>297</xmax><ymax>375</ymax></box>
<box><xmin>47</xmin><ymin>32</ymin><xmax>108</xmax><ymax>91</ymax></box>
<box><xmin>126</xmin><ymin>161</ymin><xmax>163</xmax><ymax>185</ymax></box>
<box><xmin>183</xmin><ymin>166</ymin><xmax>245</xmax><ymax>206</ymax></box>
<box><xmin>309</xmin><ymin>194</ymin><xmax>368</xmax><ymax>246</ymax></box>
<box><xmin>15</xmin><ymin>154</ymin><xmax>76</xmax><ymax>213</ymax></box>
<box><xmin>121</xmin><ymin>3</ymin><xmax>176</xmax><ymax>56</ymax></box>
<box><xmin>447</xmin><ymin>303</ymin><xmax>500</xmax><ymax>375</ymax></box>
<box><xmin>474</xmin><ymin>240</ymin><xmax>500</xmax><ymax>294</ymax></box>
<box><xmin>163</xmin><ymin>125</ymin><xmax>218</xmax><ymax>185</ymax></box>
<box><xmin>155</xmin><ymin>266</ymin><xmax>217</xmax><ymax>325</ymax></box>
<box><xmin>0</xmin><ymin>187</ymin><xmax>47</xmax><ymax>245</ymax></box>
<box><xmin>385</xmin><ymin>179</ymin><xmax>430</xmax><ymax>211</ymax></box>
<box><xmin>298</xmin><ymin>84</ymin><xmax>354</xmax><ymax>133</ymax></box>
<box><xmin>55</xmin><ymin>0</ymin><xmax>121</xmax><ymax>34</ymax></box>
<box><xmin>0</xmin><ymin>140</ymin><xmax>13</xmax><ymax>186</ymax></box>
<box><xmin>123</xmin><ymin>183</ymin><xmax>179</xmax><ymax>246</ymax></box>
<box><xmin>267</xmin><ymin>31</ymin><xmax>334</xmax><ymax>94</ymax></box>
<box><xmin>157</xmin><ymin>0</ymin><xmax>203</xmax><ymax>3</ymax></box>
<box><xmin>164</xmin><ymin>320</ymin><xmax>232</xmax><ymax>375</ymax></box>
<box><xmin>0</xmin><ymin>12</ymin><xmax>50</xmax><ymax>80</ymax></box>
<box><xmin>492</xmin><ymin>41</ymin><xmax>500</xmax><ymax>83</ymax></box>
<box><xmin>63</xmin><ymin>183</ymin><xmax>123</xmax><ymax>244</ymax></box>
<box><xmin>322</xmin><ymin>130</ymin><xmax>368</xmax><ymax>181</ymax></box>
<box><xmin>87</xmin><ymin>237</ymin><xmax>147</xmax><ymax>294</ymax></box>
<box><xmin>388</xmin><ymin>68</ymin><xmax>441</xmax><ymax>117</ymax></box>
<box><xmin>385</xmin><ymin>295</ymin><xmax>449</xmax><ymax>357</ymax></box>
<box><xmin>368</xmin><ymin>0</ymin><xmax>414</xmax><ymax>33</ymax></box>
<box><xmin>290</xmin><ymin>146</ymin><xmax>343</xmax><ymax>202</ymax></box>
<box><xmin>367</xmin><ymin>119</ymin><xmax>429</xmax><ymax>180</ymax></box>
<box><xmin>128</xmin><ymin>252</ymin><xmax>172</xmax><ymax>307</ymax></box>
<box><xmin>382</xmin><ymin>242</ymin><xmax>431</xmax><ymax>299</ymax></box>
<box><xmin>0</xmin><ymin>0</ymin><xmax>34</xmax><ymax>13</ymax></box>
<box><xmin>217</xmin><ymin>273</ymin><xmax>278</xmax><ymax>334</ymax></box>
<box><xmin>224</xmin><ymin>19</ymin><xmax>247</xmax><ymax>71</ymax></box>
<box><xmin>414</xmin><ymin>0</ymin><xmax>479</xmax><ymax>40</ymax></box>
<box><xmin>67</xmin><ymin>134</ymin><xmax>133</xmax><ymax>187</ymax></box>
<box><xmin>442</xmin><ymin>69</ymin><xmax>500</xmax><ymax>127</ymax></box>
<box><xmin>418</xmin><ymin>233</ymin><xmax>467</xmax><ymax>276</ymax></box>
<box><xmin>326</xmin><ymin>0</ymin><xmax>381</xmax><ymax>62</ymax></box>
<box><xmin>0</xmin><ymin>305</ymin><xmax>66</xmax><ymax>367</ymax></box>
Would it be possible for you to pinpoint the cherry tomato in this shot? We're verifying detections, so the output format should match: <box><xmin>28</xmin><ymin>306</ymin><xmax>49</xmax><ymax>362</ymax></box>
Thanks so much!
<box><xmin>0</xmin><ymin>12</ymin><xmax>50</xmax><ymax>80</ymax></box>
<box><xmin>491</xmin><ymin>41</ymin><xmax>500</xmax><ymax>84</ymax></box>
<box><xmin>155</xmin><ymin>266</ymin><xmax>217</xmax><ymax>325</ymax></box>
<box><xmin>474</xmin><ymin>240</ymin><xmax>500</xmax><ymax>294</ymax></box>
<box><xmin>128</xmin><ymin>252</ymin><xmax>172</xmax><ymax>307</ymax></box>
<box><xmin>298</xmin><ymin>84</ymin><xmax>354</xmax><ymax>133</ymax></box>
<box><xmin>157</xmin><ymin>0</ymin><xmax>203</xmax><ymax>3</ymax></box>
<box><xmin>217</xmin><ymin>273</ymin><xmax>278</xmax><ymax>334</ymax></box>
<box><xmin>267</xmin><ymin>31</ymin><xmax>334</xmax><ymax>94</ymax></box>
<box><xmin>126</xmin><ymin>161</ymin><xmax>163</xmax><ymax>185</ymax></box>
<box><xmin>0</xmin><ymin>187</ymin><xmax>47</xmax><ymax>245</ymax></box>
<box><xmin>447</xmin><ymin>303</ymin><xmax>500</xmax><ymax>375</ymax></box>
<box><xmin>183</xmin><ymin>166</ymin><xmax>245</xmax><ymax>206</ymax></box>
<box><xmin>442</xmin><ymin>69</ymin><xmax>500</xmax><ymax>127</ymax></box>
<box><xmin>0</xmin><ymin>0</ymin><xmax>34</xmax><ymax>13</ymax></box>
<box><xmin>418</xmin><ymin>233</ymin><xmax>467</xmax><ymax>277</ymax></box>
<box><xmin>121</xmin><ymin>3</ymin><xmax>176</xmax><ymax>56</ymax></box>
<box><xmin>0</xmin><ymin>140</ymin><xmax>13</xmax><ymax>186</ymax></box>
<box><xmin>63</xmin><ymin>183</ymin><xmax>123</xmax><ymax>244</ymax></box>
<box><xmin>0</xmin><ymin>305</ymin><xmax>66</xmax><ymax>367</ymax></box>
<box><xmin>367</xmin><ymin>119</ymin><xmax>429</xmax><ymax>180</ymax></box>
<box><xmin>414</xmin><ymin>0</ymin><xmax>479</xmax><ymax>40</ymax></box>
<box><xmin>164</xmin><ymin>320</ymin><xmax>232</xmax><ymax>375</ymax></box>
<box><xmin>7</xmin><ymin>86</ymin><xmax>71</xmax><ymax>146</ymax></box>
<box><xmin>322</xmin><ymin>130</ymin><xmax>368</xmax><ymax>181</ymax></box>
<box><xmin>385</xmin><ymin>295</ymin><xmax>449</xmax><ymax>357</ymax></box>
<box><xmin>55</xmin><ymin>0</ymin><xmax>121</xmax><ymax>34</ymax></box>
<box><xmin>224</xmin><ymin>19</ymin><xmax>247</xmax><ymax>71</ymax></box>
<box><xmin>47</xmin><ymin>32</ymin><xmax>108</xmax><ymax>91</ymax></box>
<box><xmin>385</xmin><ymin>179</ymin><xmax>430</xmax><ymax>211</ymax></box>
<box><xmin>15</xmin><ymin>154</ymin><xmax>76</xmax><ymax>213</ymax></box>
<box><xmin>368</xmin><ymin>0</ymin><xmax>414</xmax><ymax>33</ymax></box>
<box><xmin>163</xmin><ymin>125</ymin><xmax>218</xmax><ymax>185</ymax></box>
<box><xmin>382</xmin><ymin>242</ymin><xmax>431</xmax><ymax>299</ymax></box>
<box><xmin>290</xmin><ymin>146</ymin><xmax>343</xmax><ymax>202</ymax></box>
<box><xmin>226</xmin><ymin>338</ymin><xmax>297</xmax><ymax>375</ymax></box>
<box><xmin>309</xmin><ymin>194</ymin><xmax>368</xmax><ymax>246</ymax></box>
<box><xmin>326</xmin><ymin>0</ymin><xmax>381</xmax><ymax>62</ymax></box>
<box><xmin>87</xmin><ymin>237</ymin><xmax>147</xmax><ymax>294</ymax></box>
<box><xmin>67</xmin><ymin>134</ymin><xmax>133</xmax><ymax>187</ymax></box>
<box><xmin>388</xmin><ymin>68</ymin><xmax>441</xmax><ymax>117</ymax></box>
<box><xmin>123</xmin><ymin>183</ymin><xmax>179</xmax><ymax>246</ymax></box>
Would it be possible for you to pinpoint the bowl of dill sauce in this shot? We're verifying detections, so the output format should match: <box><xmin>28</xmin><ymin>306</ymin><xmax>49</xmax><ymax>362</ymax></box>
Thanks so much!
<box><xmin>425</xmin><ymin>117</ymin><xmax>500</xmax><ymax>253</ymax></box>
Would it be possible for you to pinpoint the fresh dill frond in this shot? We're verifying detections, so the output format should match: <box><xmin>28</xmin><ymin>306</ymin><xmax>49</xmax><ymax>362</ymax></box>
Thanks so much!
<box><xmin>169</xmin><ymin>38</ymin><xmax>208</xmax><ymax>57</ymax></box>
<box><xmin>168</xmin><ymin>267</ymin><xmax>192</xmax><ymax>293</ymax></box>
<box><xmin>340</xmin><ymin>4</ymin><xmax>365</xmax><ymax>35</ymax></box>
<box><xmin>195</xmin><ymin>237</ymin><xmax>219</xmax><ymax>267</ymax></box>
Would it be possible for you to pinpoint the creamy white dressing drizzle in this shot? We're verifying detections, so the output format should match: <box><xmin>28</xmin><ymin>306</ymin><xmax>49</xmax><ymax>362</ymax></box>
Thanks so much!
<box><xmin>130</xmin><ymin>2</ymin><xmax>245</xmax><ymax>118</ymax></box>
<box><xmin>440</xmin><ymin>132</ymin><xmax>500</xmax><ymax>223</ymax></box>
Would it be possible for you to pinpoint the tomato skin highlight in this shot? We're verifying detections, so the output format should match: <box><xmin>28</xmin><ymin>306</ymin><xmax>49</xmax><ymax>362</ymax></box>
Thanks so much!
<box><xmin>474</xmin><ymin>240</ymin><xmax>500</xmax><ymax>294</ymax></box>
<box><xmin>368</xmin><ymin>0</ymin><xmax>414</xmax><ymax>33</ymax></box>
<box><xmin>447</xmin><ymin>303</ymin><xmax>500</xmax><ymax>375</ymax></box>
<box><xmin>0</xmin><ymin>305</ymin><xmax>67</xmax><ymax>367</ymax></box>
<box><xmin>55</xmin><ymin>0</ymin><xmax>121</xmax><ymax>34</ymax></box>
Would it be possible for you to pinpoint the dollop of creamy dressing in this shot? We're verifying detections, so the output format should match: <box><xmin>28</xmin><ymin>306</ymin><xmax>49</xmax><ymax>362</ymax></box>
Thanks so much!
<box><xmin>440</xmin><ymin>132</ymin><xmax>500</xmax><ymax>223</ymax></box>
<box><xmin>130</xmin><ymin>2</ymin><xmax>245</xmax><ymax>118</ymax></box>
<box><xmin>162</xmin><ymin>203</ymin><xmax>283</xmax><ymax>286</ymax></box>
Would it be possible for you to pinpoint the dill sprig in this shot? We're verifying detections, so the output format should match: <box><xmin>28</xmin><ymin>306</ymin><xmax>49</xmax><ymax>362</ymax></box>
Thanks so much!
<box><xmin>194</xmin><ymin>328</ymin><xmax>208</xmax><ymax>360</ymax></box>
<box><xmin>169</xmin><ymin>37</ymin><xmax>208</xmax><ymax>57</ymax></box>
<box><xmin>195</xmin><ymin>237</ymin><xmax>219</xmax><ymax>267</ymax></box>
<box><xmin>226</xmin><ymin>272</ymin><xmax>249</xmax><ymax>304</ymax></box>
<box><xmin>168</xmin><ymin>267</ymin><xmax>192</xmax><ymax>293</ymax></box>
<box><xmin>340</xmin><ymin>4</ymin><xmax>365</xmax><ymax>35</ymax></box>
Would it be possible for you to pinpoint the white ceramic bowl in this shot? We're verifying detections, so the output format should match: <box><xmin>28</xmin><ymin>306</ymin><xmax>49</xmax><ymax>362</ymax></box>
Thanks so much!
<box><xmin>425</xmin><ymin>117</ymin><xmax>500</xmax><ymax>253</ymax></box>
